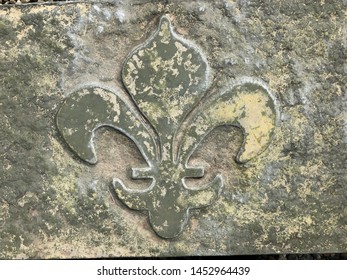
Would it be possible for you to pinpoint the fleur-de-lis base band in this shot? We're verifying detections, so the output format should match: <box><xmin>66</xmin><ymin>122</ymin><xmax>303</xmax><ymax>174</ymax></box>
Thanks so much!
<box><xmin>1</xmin><ymin>1</ymin><xmax>346</xmax><ymax>257</ymax></box>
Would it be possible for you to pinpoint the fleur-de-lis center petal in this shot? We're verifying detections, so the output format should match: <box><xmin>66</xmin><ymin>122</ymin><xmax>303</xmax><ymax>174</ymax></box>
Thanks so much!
<box><xmin>122</xmin><ymin>16</ymin><xmax>209</xmax><ymax>161</ymax></box>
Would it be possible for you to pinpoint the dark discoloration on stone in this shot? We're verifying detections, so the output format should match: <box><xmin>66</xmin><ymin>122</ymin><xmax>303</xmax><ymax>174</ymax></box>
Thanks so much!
<box><xmin>0</xmin><ymin>1</ymin><xmax>346</xmax><ymax>257</ymax></box>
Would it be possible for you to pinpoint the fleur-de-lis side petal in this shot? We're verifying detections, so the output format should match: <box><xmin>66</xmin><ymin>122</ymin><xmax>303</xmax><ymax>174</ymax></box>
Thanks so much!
<box><xmin>56</xmin><ymin>86</ymin><xmax>157</xmax><ymax>165</ymax></box>
<box><xmin>178</xmin><ymin>79</ymin><xmax>278</xmax><ymax>165</ymax></box>
<box><xmin>56</xmin><ymin>16</ymin><xmax>278</xmax><ymax>239</ymax></box>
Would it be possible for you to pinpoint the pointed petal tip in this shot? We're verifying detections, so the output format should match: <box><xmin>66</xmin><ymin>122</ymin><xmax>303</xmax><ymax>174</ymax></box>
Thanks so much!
<box><xmin>160</xmin><ymin>14</ymin><xmax>172</xmax><ymax>23</ymax></box>
<box><xmin>84</xmin><ymin>156</ymin><xmax>98</xmax><ymax>165</ymax></box>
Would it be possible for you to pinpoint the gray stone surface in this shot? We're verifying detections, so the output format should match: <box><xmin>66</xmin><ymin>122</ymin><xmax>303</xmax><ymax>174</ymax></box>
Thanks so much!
<box><xmin>0</xmin><ymin>0</ymin><xmax>346</xmax><ymax>258</ymax></box>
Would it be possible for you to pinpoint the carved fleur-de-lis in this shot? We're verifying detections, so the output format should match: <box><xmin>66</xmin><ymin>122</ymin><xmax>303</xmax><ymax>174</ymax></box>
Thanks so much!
<box><xmin>56</xmin><ymin>16</ymin><xmax>278</xmax><ymax>238</ymax></box>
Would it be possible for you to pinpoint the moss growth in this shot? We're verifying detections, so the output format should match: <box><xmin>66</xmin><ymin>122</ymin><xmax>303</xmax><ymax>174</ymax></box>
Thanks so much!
<box><xmin>0</xmin><ymin>19</ymin><xmax>16</xmax><ymax>41</ymax></box>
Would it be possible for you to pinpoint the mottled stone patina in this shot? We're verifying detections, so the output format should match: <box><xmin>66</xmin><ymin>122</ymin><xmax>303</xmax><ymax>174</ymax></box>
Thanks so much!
<box><xmin>0</xmin><ymin>0</ymin><xmax>346</xmax><ymax>258</ymax></box>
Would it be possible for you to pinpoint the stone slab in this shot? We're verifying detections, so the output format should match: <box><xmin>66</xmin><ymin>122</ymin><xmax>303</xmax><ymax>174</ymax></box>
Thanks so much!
<box><xmin>0</xmin><ymin>0</ymin><xmax>346</xmax><ymax>258</ymax></box>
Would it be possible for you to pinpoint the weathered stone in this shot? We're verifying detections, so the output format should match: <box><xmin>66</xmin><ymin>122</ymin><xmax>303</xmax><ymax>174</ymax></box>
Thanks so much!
<box><xmin>0</xmin><ymin>0</ymin><xmax>346</xmax><ymax>258</ymax></box>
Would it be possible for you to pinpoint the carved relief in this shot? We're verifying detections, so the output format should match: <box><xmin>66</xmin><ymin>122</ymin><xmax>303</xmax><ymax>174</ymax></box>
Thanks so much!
<box><xmin>56</xmin><ymin>16</ymin><xmax>278</xmax><ymax>238</ymax></box>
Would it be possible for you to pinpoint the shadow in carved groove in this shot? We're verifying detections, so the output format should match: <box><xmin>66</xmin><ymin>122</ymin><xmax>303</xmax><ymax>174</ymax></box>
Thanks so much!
<box><xmin>56</xmin><ymin>15</ymin><xmax>278</xmax><ymax>239</ymax></box>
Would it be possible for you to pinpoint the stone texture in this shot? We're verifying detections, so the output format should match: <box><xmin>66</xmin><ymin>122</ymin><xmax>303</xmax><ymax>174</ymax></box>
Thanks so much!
<box><xmin>0</xmin><ymin>0</ymin><xmax>346</xmax><ymax>258</ymax></box>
